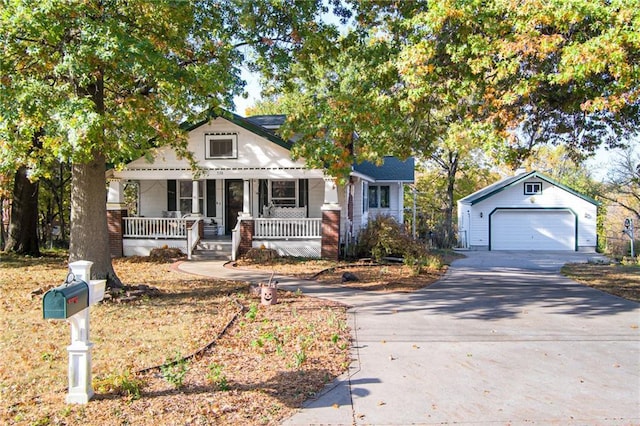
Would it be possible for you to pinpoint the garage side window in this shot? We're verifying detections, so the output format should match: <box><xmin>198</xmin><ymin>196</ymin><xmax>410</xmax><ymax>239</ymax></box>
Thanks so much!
<box><xmin>524</xmin><ymin>182</ymin><xmax>542</xmax><ymax>195</ymax></box>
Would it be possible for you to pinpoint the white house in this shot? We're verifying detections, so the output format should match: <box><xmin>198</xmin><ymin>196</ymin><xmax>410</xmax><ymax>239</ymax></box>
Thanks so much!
<box><xmin>457</xmin><ymin>170</ymin><xmax>598</xmax><ymax>251</ymax></box>
<box><xmin>106</xmin><ymin>111</ymin><xmax>414</xmax><ymax>259</ymax></box>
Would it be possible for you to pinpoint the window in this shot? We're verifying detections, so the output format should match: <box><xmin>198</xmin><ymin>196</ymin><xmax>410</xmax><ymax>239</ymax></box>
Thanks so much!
<box><xmin>524</xmin><ymin>182</ymin><xmax>542</xmax><ymax>195</ymax></box>
<box><xmin>271</xmin><ymin>180</ymin><xmax>296</xmax><ymax>206</ymax></box>
<box><xmin>368</xmin><ymin>185</ymin><xmax>391</xmax><ymax>208</ymax></box>
<box><xmin>179</xmin><ymin>181</ymin><xmax>204</xmax><ymax>214</ymax></box>
<box><xmin>205</xmin><ymin>133</ymin><xmax>237</xmax><ymax>159</ymax></box>
<box><xmin>368</xmin><ymin>186</ymin><xmax>378</xmax><ymax>208</ymax></box>
<box><xmin>379</xmin><ymin>185</ymin><xmax>390</xmax><ymax>208</ymax></box>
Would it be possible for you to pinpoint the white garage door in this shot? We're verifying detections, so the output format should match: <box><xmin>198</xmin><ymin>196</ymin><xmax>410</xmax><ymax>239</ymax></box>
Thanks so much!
<box><xmin>491</xmin><ymin>210</ymin><xmax>575</xmax><ymax>250</ymax></box>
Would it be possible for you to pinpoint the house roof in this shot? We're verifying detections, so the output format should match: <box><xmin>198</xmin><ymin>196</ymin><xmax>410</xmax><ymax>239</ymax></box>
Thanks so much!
<box><xmin>245</xmin><ymin>115</ymin><xmax>287</xmax><ymax>132</ymax></box>
<box><xmin>353</xmin><ymin>156</ymin><xmax>415</xmax><ymax>182</ymax></box>
<box><xmin>459</xmin><ymin>170</ymin><xmax>599</xmax><ymax>206</ymax></box>
<box><xmin>183</xmin><ymin>110</ymin><xmax>414</xmax><ymax>182</ymax></box>
<box><xmin>184</xmin><ymin>109</ymin><xmax>292</xmax><ymax>150</ymax></box>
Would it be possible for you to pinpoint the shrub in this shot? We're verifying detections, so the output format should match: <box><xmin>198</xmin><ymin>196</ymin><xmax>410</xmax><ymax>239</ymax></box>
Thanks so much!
<box><xmin>356</xmin><ymin>215</ymin><xmax>436</xmax><ymax>274</ymax></box>
<box><xmin>94</xmin><ymin>371</ymin><xmax>144</xmax><ymax>400</ymax></box>
<box><xmin>356</xmin><ymin>215</ymin><xmax>408</xmax><ymax>261</ymax></box>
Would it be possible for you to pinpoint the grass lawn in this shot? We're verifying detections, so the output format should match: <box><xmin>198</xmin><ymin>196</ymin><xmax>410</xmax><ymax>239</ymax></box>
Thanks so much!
<box><xmin>561</xmin><ymin>262</ymin><xmax>640</xmax><ymax>303</ymax></box>
<box><xmin>0</xmin><ymin>252</ymin><xmax>350</xmax><ymax>426</ymax></box>
<box><xmin>2</xmin><ymin>249</ymin><xmax>636</xmax><ymax>426</ymax></box>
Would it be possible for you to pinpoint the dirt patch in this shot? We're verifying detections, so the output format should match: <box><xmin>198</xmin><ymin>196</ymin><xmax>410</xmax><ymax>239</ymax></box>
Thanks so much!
<box><xmin>561</xmin><ymin>262</ymin><xmax>640</xmax><ymax>302</ymax></box>
<box><xmin>0</xmin><ymin>253</ymin><xmax>350</xmax><ymax>425</ymax></box>
<box><xmin>235</xmin><ymin>251</ymin><xmax>464</xmax><ymax>293</ymax></box>
<box><xmin>314</xmin><ymin>263</ymin><xmax>446</xmax><ymax>292</ymax></box>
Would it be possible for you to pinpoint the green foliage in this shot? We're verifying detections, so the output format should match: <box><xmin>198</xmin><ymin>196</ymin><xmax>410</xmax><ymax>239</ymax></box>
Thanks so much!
<box><xmin>160</xmin><ymin>353</ymin><xmax>189</xmax><ymax>389</ymax></box>
<box><xmin>206</xmin><ymin>363</ymin><xmax>230</xmax><ymax>391</ymax></box>
<box><xmin>292</xmin><ymin>349</ymin><xmax>307</xmax><ymax>369</ymax></box>
<box><xmin>0</xmin><ymin>0</ymin><xmax>334</xmax><ymax>279</ymax></box>
<box><xmin>94</xmin><ymin>371</ymin><xmax>144</xmax><ymax>401</ymax></box>
<box><xmin>278</xmin><ymin>0</ymin><xmax>639</xmax><ymax>181</ymax></box>
<box><xmin>356</xmin><ymin>216</ymin><xmax>408</xmax><ymax>261</ymax></box>
<box><xmin>245</xmin><ymin>303</ymin><xmax>259</xmax><ymax>321</ymax></box>
<box><xmin>356</xmin><ymin>215</ymin><xmax>434</xmax><ymax>274</ymax></box>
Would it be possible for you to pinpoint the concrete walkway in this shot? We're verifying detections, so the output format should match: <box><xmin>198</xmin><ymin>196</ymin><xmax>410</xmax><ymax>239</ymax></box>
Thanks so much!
<box><xmin>177</xmin><ymin>252</ymin><xmax>640</xmax><ymax>425</ymax></box>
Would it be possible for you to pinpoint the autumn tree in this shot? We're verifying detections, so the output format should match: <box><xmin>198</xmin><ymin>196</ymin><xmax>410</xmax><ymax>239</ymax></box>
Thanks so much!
<box><xmin>274</xmin><ymin>1</ymin><xmax>638</xmax><ymax>247</ymax></box>
<box><xmin>0</xmin><ymin>1</ymin><xmax>335</xmax><ymax>285</ymax></box>
<box><xmin>601</xmin><ymin>146</ymin><xmax>640</xmax><ymax>220</ymax></box>
<box><xmin>414</xmin><ymin>157</ymin><xmax>498</xmax><ymax>247</ymax></box>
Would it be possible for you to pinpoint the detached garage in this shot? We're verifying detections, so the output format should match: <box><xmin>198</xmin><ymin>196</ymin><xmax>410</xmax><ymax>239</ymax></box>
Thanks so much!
<box><xmin>457</xmin><ymin>171</ymin><xmax>598</xmax><ymax>252</ymax></box>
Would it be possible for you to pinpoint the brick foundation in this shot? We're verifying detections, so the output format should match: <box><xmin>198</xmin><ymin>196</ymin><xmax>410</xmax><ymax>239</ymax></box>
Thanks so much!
<box><xmin>107</xmin><ymin>209</ymin><xmax>127</xmax><ymax>258</ymax></box>
<box><xmin>321</xmin><ymin>209</ymin><xmax>341</xmax><ymax>260</ymax></box>
<box><xmin>238</xmin><ymin>219</ymin><xmax>254</xmax><ymax>257</ymax></box>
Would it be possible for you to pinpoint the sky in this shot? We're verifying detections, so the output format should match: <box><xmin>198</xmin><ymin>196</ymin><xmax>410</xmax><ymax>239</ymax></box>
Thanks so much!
<box><xmin>232</xmin><ymin>68</ymin><xmax>261</xmax><ymax>116</ymax></box>
<box><xmin>587</xmin><ymin>142</ymin><xmax>638</xmax><ymax>183</ymax></box>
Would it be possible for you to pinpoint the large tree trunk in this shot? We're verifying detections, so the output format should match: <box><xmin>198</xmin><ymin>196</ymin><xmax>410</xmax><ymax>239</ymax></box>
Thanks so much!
<box><xmin>443</xmin><ymin>152</ymin><xmax>459</xmax><ymax>249</ymax></box>
<box><xmin>69</xmin><ymin>151</ymin><xmax>122</xmax><ymax>288</ymax></box>
<box><xmin>0</xmin><ymin>197</ymin><xmax>6</xmax><ymax>250</ymax></box>
<box><xmin>5</xmin><ymin>166</ymin><xmax>40</xmax><ymax>256</ymax></box>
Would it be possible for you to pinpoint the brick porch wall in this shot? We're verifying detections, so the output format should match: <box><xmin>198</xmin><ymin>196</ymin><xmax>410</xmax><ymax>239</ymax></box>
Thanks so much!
<box><xmin>107</xmin><ymin>209</ymin><xmax>127</xmax><ymax>258</ymax></box>
<box><xmin>239</xmin><ymin>219</ymin><xmax>254</xmax><ymax>257</ymax></box>
<box><xmin>186</xmin><ymin>218</ymin><xmax>205</xmax><ymax>239</ymax></box>
<box><xmin>321</xmin><ymin>209</ymin><xmax>341</xmax><ymax>260</ymax></box>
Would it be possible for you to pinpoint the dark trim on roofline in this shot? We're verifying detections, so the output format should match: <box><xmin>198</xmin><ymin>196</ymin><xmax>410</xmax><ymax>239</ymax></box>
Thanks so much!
<box><xmin>468</xmin><ymin>171</ymin><xmax>599</xmax><ymax>206</ymax></box>
<box><xmin>182</xmin><ymin>108</ymin><xmax>293</xmax><ymax>151</ymax></box>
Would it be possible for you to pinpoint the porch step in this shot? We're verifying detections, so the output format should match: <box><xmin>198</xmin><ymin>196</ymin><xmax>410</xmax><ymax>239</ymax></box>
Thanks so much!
<box><xmin>190</xmin><ymin>238</ymin><xmax>232</xmax><ymax>261</ymax></box>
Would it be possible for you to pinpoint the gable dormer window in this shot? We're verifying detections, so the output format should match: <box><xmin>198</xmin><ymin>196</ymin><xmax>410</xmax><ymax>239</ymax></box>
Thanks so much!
<box><xmin>205</xmin><ymin>133</ymin><xmax>237</xmax><ymax>159</ymax></box>
<box><xmin>524</xmin><ymin>182</ymin><xmax>542</xmax><ymax>195</ymax></box>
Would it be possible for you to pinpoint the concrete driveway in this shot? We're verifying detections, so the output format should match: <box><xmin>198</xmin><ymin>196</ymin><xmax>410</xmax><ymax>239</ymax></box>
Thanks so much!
<box><xmin>282</xmin><ymin>251</ymin><xmax>640</xmax><ymax>425</ymax></box>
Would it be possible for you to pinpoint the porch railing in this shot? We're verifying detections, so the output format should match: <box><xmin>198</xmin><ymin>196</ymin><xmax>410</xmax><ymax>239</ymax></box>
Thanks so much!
<box><xmin>186</xmin><ymin>219</ymin><xmax>202</xmax><ymax>260</ymax></box>
<box><xmin>123</xmin><ymin>217</ymin><xmax>187</xmax><ymax>238</ymax></box>
<box><xmin>254</xmin><ymin>218</ymin><xmax>322</xmax><ymax>239</ymax></box>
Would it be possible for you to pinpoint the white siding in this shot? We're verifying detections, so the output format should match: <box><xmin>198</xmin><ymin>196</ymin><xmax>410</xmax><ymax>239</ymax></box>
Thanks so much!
<box><xmin>117</xmin><ymin>117</ymin><xmax>324</xmax><ymax>180</ymax></box>
<box><xmin>462</xmin><ymin>177</ymin><xmax>597</xmax><ymax>251</ymax></box>
<box><xmin>368</xmin><ymin>182</ymin><xmax>404</xmax><ymax>222</ymax></box>
<box><xmin>123</xmin><ymin>239</ymin><xmax>187</xmax><ymax>257</ymax></box>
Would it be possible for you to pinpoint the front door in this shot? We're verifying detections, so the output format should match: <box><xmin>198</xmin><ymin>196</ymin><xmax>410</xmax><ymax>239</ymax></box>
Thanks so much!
<box><xmin>225</xmin><ymin>180</ymin><xmax>243</xmax><ymax>234</ymax></box>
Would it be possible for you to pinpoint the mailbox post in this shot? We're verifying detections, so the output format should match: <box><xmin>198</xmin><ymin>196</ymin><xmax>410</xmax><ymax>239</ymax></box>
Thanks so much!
<box><xmin>42</xmin><ymin>260</ymin><xmax>105</xmax><ymax>404</ymax></box>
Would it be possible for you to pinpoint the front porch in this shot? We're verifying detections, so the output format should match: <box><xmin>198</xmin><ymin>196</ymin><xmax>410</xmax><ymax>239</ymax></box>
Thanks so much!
<box><xmin>107</xmin><ymin>177</ymin><xmax>341</xmax><ymax>260</ymax></box>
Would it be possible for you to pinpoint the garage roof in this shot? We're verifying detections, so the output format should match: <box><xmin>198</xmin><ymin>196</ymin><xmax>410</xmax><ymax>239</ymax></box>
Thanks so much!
<box><xmin>459</xmin><ymin>170</ymin><xmax>599</xmax><ymax>206</ymax></box>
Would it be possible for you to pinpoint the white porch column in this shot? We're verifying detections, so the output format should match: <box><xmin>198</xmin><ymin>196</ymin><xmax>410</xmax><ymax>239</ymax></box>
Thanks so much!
<box><xmin>191</xmin><ymin>180</ymin><xmax>200</xmax><ymax>215</ymax></box>
<box><xmin>106</xmin><ymin>179</ymin><xmax>126</xmax><ymax>210</ymax></box>
<box><xmin>323</xmin><ymin>177</ymin><xmax>340</xmax><ymax>208</ymax></box>
<box><xmin>241</xmin><ymin>179</ymin><xmax>251</xmax><ymax>217</ymax></box>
